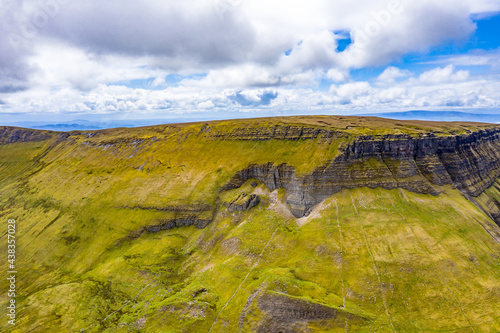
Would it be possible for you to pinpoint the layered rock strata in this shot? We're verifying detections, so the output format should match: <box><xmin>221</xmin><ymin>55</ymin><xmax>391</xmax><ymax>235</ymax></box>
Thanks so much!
<box><xmin>0</xmin><ymin>126</ymin><xmax>53</xmax><ymax>144</ymax></box>
<box><xmin>224</xmin><ymin>193</ymin><xmax>260</xmax><ymax>212</ymax></box>
<box><xmin>119</xmin><ymin>215</ymin><xmax>212</xmax><ymax>244</ymax></box>
<box><xmin>255</xmin><ymin>292</ymin><xmax>366</xmax><ymax>332</ymax></box>
<box><xmin>222</xmin><ymin>128</ymin><xmax>500</xmax><ymax>218</ymax></box>
<box><xmin>209</xmin><ymin>124</ymin><xmax>345</xmax><ymax>141</ymax></box>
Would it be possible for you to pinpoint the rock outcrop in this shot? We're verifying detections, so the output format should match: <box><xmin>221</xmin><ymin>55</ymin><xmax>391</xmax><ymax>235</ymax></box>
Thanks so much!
<box><xmin>255</xmin><ymin>292</ymin><xmax>367</xmax><ymax>332</ymax></box>
<box><xmin>147</xmin><ymin>217</ymin><xmax>212</xmax><ymax>231</ymax></box>
<box><xmin>118</xmin><ymin>215</ymin><xmax>212</xmax><ymax>244</ymax></box>
<box><xmin>0</xmin><ymin>126</ymin><xmax>53</xmax><ymax>144</ymax></box>
<box><xmin>209</xmin><ymin>124</ymin><xmax>344</xmax><ymax>141</ymax></box>
<box><xmin>117</xmin><ymin>205</ymin><xmax>214</xmax><ymax>242</ymax></box>
<box><xmin>224</xmin><ymin>193</ymin><xmax>260</xmax><ymax>212</ymax></box>
<box><xmin>222</xmin><ymin>128</ymin><xmax>500</xmax><ymax>218</ymax></box>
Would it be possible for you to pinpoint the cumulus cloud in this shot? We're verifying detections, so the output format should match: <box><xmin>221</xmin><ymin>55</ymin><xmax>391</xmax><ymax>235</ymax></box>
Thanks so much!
<box><xmin>332</xmin><ymin>82</ymin><xmax>370</xmax><ymax>97</ymax></box>
<box><xmin>2</xmin><ymin>67</ymin><xmax>499</xmax><ymax>116</ymax></box>
<box><xmin>349</xmin><ymin>0</ymin><xmax>474</xmax><ymax>67</ymax></box>
<box><xmin>418</xmin><ymin>65</ymin><xmax>470</xmax><ymax>84</ymax></box>
<box><xmin>0</xmin><ymin>1</ymin><xmax>35</xmax><ymax>92</ymax></box>
<box><xmin>25</xmin><ymin>40</ymin><xmax>172</xmax><ymax>91</ymax></box>
<box><xmin>1</xmin><ymin>0</ymin><xmax>500</xmax><ymax>117</ymax></box>
<box><xmin>377</xmin><ymin>67</ymin><xmax>411</xmax><ymax>85</ymax></box>
<box><xmin>197</xmin><ymin>100</ymin><xmax>215</xmax><ymax>109</ymax></box>
<box><xmin>40</xmin><ymin>0</ymin><xmax>256</xmax><ymax>66</ymax></box>
<box><xmin>326</xmin><ymin>68</ymin><xmax>350</xmax><ymax>83</ymax></box>
<box><xmin>3</xmin><ymin>0</ymin><xmax>492</xmax><ymax>79</ymax></box>
<box><xmin>376</xmin><ymin>87</ymin><xmax>409</xmax><ymax>103</ymax></box>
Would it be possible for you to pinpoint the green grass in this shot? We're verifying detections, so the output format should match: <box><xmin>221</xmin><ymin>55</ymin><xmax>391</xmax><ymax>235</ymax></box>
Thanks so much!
<box><xmin>0</xmin><ymin>117</ymin><xmax>500</xmax><ymax>332</ymax></box>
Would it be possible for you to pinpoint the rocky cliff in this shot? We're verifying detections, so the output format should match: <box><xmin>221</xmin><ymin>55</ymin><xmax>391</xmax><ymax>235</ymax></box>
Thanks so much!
<box><xmin>209</xmin><ymin>124</ymin><xmax>343</xmax><ymax>141</ymax></box>
<box><xmin>222</xmin><ymin>128</ymin><xmax>500</xmax><ymax>218</ymax></box>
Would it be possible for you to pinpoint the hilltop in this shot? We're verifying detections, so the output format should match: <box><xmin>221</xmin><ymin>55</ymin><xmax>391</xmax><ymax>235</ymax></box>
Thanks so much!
<box><xmin>1</xmin><ymin>116</ymin><xmax>500</xmax><ymax>332</ymax></box>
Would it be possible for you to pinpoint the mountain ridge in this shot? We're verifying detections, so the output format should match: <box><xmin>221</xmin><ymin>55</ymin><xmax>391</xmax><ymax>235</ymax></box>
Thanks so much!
<box><xmin>2</xmin><ymin>116</ymin><xmax>500</xmax><ymax>332</ymax></box>
<box><xmin>5</xmin><ymin>116</ymin><xmax>500</xmax><ymax>225</ymax></box>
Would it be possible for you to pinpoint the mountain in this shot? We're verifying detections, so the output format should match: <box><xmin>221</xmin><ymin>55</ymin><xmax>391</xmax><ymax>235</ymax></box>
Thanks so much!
<box><xmin>1</xmin><ymin>116</ymin><xmax>500</xmax><ymax>332</ymax></box>
<box><xmin>6</xmin><ymin>119</ymin><xmax>173</xmax><ymax>132</ymax></box>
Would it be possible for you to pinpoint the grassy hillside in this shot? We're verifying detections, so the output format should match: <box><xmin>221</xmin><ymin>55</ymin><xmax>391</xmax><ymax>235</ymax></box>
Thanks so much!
<box><xmin>1</xmin><ymin>116</ymin><xmax>500</xmax><ymax>332</ymax></box>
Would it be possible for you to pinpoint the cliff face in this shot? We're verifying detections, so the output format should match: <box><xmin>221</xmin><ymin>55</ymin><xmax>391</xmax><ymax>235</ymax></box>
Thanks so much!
<box><xmin>222</xmin><ymin>128</ymin><xmax>500</xmax><ymax>218</ymax></box>
<box><xmin>209</xmin><ymin>124</ymin><xmax>344</xmax><ymax>141</ymax></box>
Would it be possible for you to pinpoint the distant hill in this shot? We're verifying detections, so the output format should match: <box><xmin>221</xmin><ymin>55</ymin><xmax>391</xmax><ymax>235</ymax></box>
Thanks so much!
<box><xmin>6</xmin><ymin>111</ymin><xmax>500</xmax><ymax>132</ymax></box>
<box><xmin>6</xmin><ymin>119</ymin><xmax>172</xmax><ymax>131</ymax></box>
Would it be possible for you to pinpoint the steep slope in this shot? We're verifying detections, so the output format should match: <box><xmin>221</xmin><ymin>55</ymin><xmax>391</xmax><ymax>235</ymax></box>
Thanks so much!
<box><xmin>1</xmin><ymin>116</ymin><xmax>500</xmax><ymax>332</ymax></box>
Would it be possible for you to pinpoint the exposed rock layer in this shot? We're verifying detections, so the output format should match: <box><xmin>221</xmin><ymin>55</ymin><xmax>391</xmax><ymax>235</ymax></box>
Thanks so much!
<box><xmin>224</xmin><ymin>193</ymin><xmax>260</xmax><ymax>212</ymax></box>
<box><xmin>209</xmin><ymin>124</ymin><xmax>345</xmax><ymax>141</ymax></box>
<box><xmin>223</xmin><ymin>128</ymin><xmax>500</xmax><ymax>218</ymax></box>
<box><xmin>256</xmin><ymin>292</ymin><xmax>365</xmax><ymax>332</ymax></box>
<box><xmin>0</xmin><ymin>126</ymin><xmax>53</xmax><ymax>144</ymax></box>
<box><xmin>118</xmin><ymin>215</ymin><xmax>212</xmax><ymax>244</ymax></box>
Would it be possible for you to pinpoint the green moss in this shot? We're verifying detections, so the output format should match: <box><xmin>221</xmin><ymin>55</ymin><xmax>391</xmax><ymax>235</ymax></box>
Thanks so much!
<box><xmin>1</xmin><ymin>118</ymin><xmax>500</xmax><ymax>332</ymax></box>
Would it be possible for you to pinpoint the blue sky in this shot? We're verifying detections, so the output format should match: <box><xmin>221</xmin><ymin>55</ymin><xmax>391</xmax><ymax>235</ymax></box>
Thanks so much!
<box><xmin>1</xmin><ymin>0</ymin><xmax>500</xmax><ymax>124</ymax></box>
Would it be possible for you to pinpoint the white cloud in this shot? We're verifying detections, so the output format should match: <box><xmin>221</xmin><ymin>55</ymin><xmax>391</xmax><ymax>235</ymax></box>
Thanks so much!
<box><xmin>27</xmin><ymin>40</ymin><xmax>171</xmax><ymax>91</ymax></box>
<box><xmin>197</xmin><ymin>100</ymin><xmax>215</xmax><ymax>109</ymax></box>
<box><xmin>468</xmin><ymin>0</ymin><xmax>500</xmax><ymax>13</ymax></box>
<box><xmin>423</xmin><ymin>49</ymin><xmax>500</xmax><ymax>69</ymax></box>
<box><xmin>332</xmin><ymin>82</ymin><xmax>371</xmax><ymax>98</ymax></box>
<box><xmin>151</xmin><ymin>76</ymin><xmax>166</xmax><ymax>87</ymax></box>
<box><xmin>376</xmin><ymin>87</ymin><xmax>409</xmax><ymax>103</ymax></box>
<box><xmin>182</xmin><ymin>64</ymin><xmax>281</xmax><ymax>89</ymax></box>
<box><xmin>330</xmin><ymin>82</ymin><xmax>372</xmax><ymax>105</ymax></box>
<box><xmin>1</xmin><ymin>0</ymin><xmax>500</xmax><ymax>117</ymax></box>
<box><xmin>326</xmin><ymin>68</ymin><xmax>350</xmax><ymax>83</ymax></box>
<box><xmin>3</xmin><ymin>70</ymin><xmax>499</xmax><ymax>116</ymax></box>
<box><xmin>418</xmin><ymin>65</ymin><xmax>470</xmax><ymax>84</ymax></box>
<box><xmin>377</xmin><ymin>67</ymin><xmax>411</xmax><ymax>85</ymax></box>
<box><xmin>6</xmin><ymin>0</ymin><xmax>493</xmax><ymax>77</ymax></box>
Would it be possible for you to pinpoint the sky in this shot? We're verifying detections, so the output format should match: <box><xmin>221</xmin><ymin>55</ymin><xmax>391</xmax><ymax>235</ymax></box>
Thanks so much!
<box><xmin>1</xmin><ymin>0</ymin><xmax>500</xmax><ymax>124</ymax></box>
